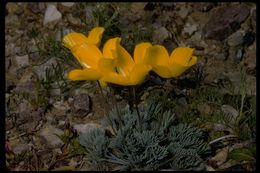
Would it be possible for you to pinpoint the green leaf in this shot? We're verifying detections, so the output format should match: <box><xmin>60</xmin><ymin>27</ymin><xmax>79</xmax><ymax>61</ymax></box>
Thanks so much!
<box><xmin>228</xmin><ymin>148</ymin><xmax>255</xmax><ymax>161</ymax></box>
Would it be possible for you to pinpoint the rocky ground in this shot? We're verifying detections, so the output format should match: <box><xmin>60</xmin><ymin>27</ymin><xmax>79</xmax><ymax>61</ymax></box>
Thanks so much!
<box><xmin>5</xmin><ymin>2</ymin><xmax>256</xmax><ymax>171</ymax></box>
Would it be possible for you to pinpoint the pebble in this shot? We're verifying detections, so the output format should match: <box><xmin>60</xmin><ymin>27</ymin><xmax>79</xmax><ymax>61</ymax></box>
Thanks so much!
<box><xmin>227</xmin><ymin>30</ymin><xmax>246</xmax><ymax>47</ymax></box>
<box><xmin>73</xmin><ymin>123</ymin><xmax>101</xmax><ymax>135</ymax></box>
<box><xmin>13</xmin><ymin>143</ymin><xmax>32</xmax><ymax>155</ymax></box>
<box><xmin>39</xmin><ymin>124</ymin><xmax>64</xmax><ymax>147</ymax></box>
<box><xmin>43</xmin><ymin>5</ymin><xmax>62</xmax><ymax>26</ymax></box>
<box><xmin>61</xmin><ymin>2</ymin><xmax>75</xmax><ymax>8</ymax></box>
<box><xmin>221</xmin><ymin>104</ymin><xmax>239</xmax><ymax>125</ymax></box>
<box><xmin>14</xmin><ymin>55</ymin><xmax>29</xmax><ymax>68</ymax></box>
<box><xmin>203</xmin><ymin>4</ymin><xmax>250</xmax><ymax>40</ymax></box>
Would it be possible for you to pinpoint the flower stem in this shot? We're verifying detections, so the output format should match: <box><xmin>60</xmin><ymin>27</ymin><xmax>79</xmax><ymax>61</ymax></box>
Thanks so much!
<box><xmin>97</xmin><ymin>81</ymin><xmax>117</xmax><ymax>135</ymax></box>
<box><xmin>131</xmin><ymin>86</ymin><xmax>141</xmax><ymax>130</ymax></box>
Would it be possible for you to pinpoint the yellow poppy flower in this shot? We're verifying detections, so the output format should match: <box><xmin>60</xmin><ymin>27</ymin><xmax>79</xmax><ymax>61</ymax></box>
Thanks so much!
<box><xmin>100</xmin><ymin>38</ymin><xmax>152</xmax><ymax>86</ymax></box>
<box><xmin>62</xmin><ymin>27</ymin><xmax>116</xmax><ymax>87</ymax></box>
<box><xmin>143</xmin><ymin>46</ymin><xmax>197</xmax><ymax>78</ymax></box>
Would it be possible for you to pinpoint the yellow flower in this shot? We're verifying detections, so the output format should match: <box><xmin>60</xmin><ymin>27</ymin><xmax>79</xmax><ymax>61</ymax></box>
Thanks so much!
<box><xmin>143</xmin><ymin>46</ymin><xmax>197</xmax><ymax>78</ymax></box>
<box><xmin>62</xmin><ymin>27</ymin><xmax>115</xmax><ymax>87</ymax></box>
<box><xmin>100</xmin><ymin>38</ymin><xmax>152</xmax><ymax>86</ymax></box>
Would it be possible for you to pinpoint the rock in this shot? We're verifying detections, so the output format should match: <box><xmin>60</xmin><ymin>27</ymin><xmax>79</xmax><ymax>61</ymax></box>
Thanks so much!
<box><xmin>6</xmin><ymin>3</ymin><xmax>23</xmax><ymax>15</ymax></box>
<box><xmin>210</xmin><ymin>147</ymin><xmax>229</xmax><ymax>166</ymax></box>
<box><xmin>221</xmin><ymin>104</ymin><xmax>239</xmax><ymax>124</ymax></box>
<box><xmin>61</xmin><ymin>2</ymin><xmax>75</xmax><ymax>8</ymax></box>
<box><xmin>203</xmin><ymin>4</ymin><xmax>250</xmax><ymax>40</ymax></box>
<box><xmin>5</xmin><ymin>14</ymin><xmax>20</xmax><ymax>28</ymax></box>
<box><xmin>73</xmin><ymin>123</ymin><xmax>101</xmax><ymax>135</ymax></box>
<box><xmin>13</xmin><ymin>143</ymin><xmax>32</xmax><ymax>155</ymax></box>
<box><xmin>178</xmin><ymin>7</ymin><xmax>189</xmax><ymax>19</ymax></box>
<box><xmin>14</xmin><ymin>55</ymin><xmax>29</xmax><ymax>68</ymax></box>
<box><xmin>227</xmin><ymin>30</ymin><xmax>246</xmax><ymax>47</ymax></box>
<box><xmin>192</xmin><ymin>2</ymin><xmax>215</xmax><ymax>12</ymax></box>
<box><xmin>153</xmin><ymin>26</ymin><xmax>169</xmax><ymax>43</ymax></box>
<box><xmin>43</xmin><ymin>5</ymin><xmax>62</xmax><ymax>26</ymax></box>
<box><xmin>67</xmin><ymin>14</ymin><xmax>83</xmax><ymax>26</ymax></box>
<box><xmin>53</xmin><ymin>100</ymin><xmax>70</xmax><ymax>111</ymax></box>
<box><xmin>197</xmin><ymin>103</ymin><xmax>212</xmax><ymax>115</ymax></box>
<box><xmin>242</xmin><ymin>32</ymin><xmax>255</xmax><ymax>47</ymax></box>
<box><xmin>28</xmin><ymin>3</ymin><xmax>42</xmax><ymax>14</ymax></box>
<box><xmin>71</xmin><ymin>93</ymin><xmax>92</xmax><ymax>117</ymax></box>
<box><xmin>85</xmin><ymin>6</ymin><xmax>95</xmax><ymax>25</ymax></box>
<box><xmin>39</xmin><ymin>124</ymin><xmax>64</xmax><ymax>147</ymax></box>
<box><xmin>33</xmin><ymin>58</ymin><xmax>57</xmax><ymax>80</ymax></box>
<box><xmin>183</xmin><ymin>23</ymin><xmax>198</xmax><ymax>36</ymax></box>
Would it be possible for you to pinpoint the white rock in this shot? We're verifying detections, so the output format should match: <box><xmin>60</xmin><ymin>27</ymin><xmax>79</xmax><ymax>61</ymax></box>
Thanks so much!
<box><xmin>43</xmin><ymin>5</ymin><xmax>62</xmax><ymax>26</ymax></box>
<box><xmin>183</xmin><ymin>23</ymin><xmax>198</xmax><ymax>36</ymax></box>
<box><xmin>153</xmin><ymin>26</ymin><xmax>169</xmax><ymax>43</ymax></box>
<box><xmin>13</xmin><ymin>143</ymin><xmax>31</xmax><ymax>155</ymax></box>
<box><xmin>14</xmin><ymin>55</ymin><xmax>29</xmax><ymax>68</ymax></box>
<box><xmin>39</xmin><ymin>124</ymin><xmax>64</xmax><ymax>147</ymax></box>
<box><xmin>73</xmin><ymin>123</ymin><xmax>101</xmax><ymax>135</ymax></box>
<box><xmin>61</xmin><ymin>2</ymin><xmax>75</xmax><ymax>8</ymax></box>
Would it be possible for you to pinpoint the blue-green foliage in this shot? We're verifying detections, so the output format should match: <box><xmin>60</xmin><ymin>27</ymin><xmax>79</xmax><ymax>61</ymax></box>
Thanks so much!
<box><xmin>79</xmin><ymin>98</ymin><xmax>211</xmax><ymax>170</ymax></box>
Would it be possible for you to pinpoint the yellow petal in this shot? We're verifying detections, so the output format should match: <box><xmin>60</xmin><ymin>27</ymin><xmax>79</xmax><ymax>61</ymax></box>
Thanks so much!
<box><xmin>144</xmin><ymin>45</ymin><xmax>169</xmax><ymax>66</ymax></box>
<box><xmin>169</xmin><ymin>47</ymin><xmax>195</xmax><ymax>66</ymax></box>
<box><xmin>115</xmin><ymin>40</ymin><xmax>135</xmax><ymax>76</ymax></box>
<box><xmin>133</xmin><ymin>42</ymin><xmax>152</xmax><ymax>64</ymax></box>
<box><xmin>102</xmin><ymin>37</ymin><xmax>121</xmax><ymax>59</ymax></box>
<box><xmin>62</xmin><ymin>32</ymin><xmax>89</xmax><ymax>51</ymax></box>
<box><xmin>152</xmin><ymin>65</ymin><xmax>172</xmax><ymax>78</ymax></box>
<box><xmin>73</xmin><ymin>44</ymin><xmax>103</xmax><ymax>68</ymax></box>
<box><xmin>101</xmin><ymin>72</ymin><xmax>131</xmax><ymax>86</ymax></box>
<box><xmin>129</xmin><ymin>63</ymin><xmax>152</xmax><ymax>85</ymax></box>
<box><xmin>169</xmin><ymin>55</ymin><xmax>197</xmax><ymax>77</ymax></box>
<box><xmin>98</xmin><ymin>58</ymin><xmax>116</xmax><ymax>73</ymax></box>
<box><xmin>68</xmin><ymin>68</ymin><xmax>102</xmax><ymax>81</ymax></box>
<box><xmin>87</xmin><ymin>27</ymin><xmax>105</xmax><ymax>46</ymax></box>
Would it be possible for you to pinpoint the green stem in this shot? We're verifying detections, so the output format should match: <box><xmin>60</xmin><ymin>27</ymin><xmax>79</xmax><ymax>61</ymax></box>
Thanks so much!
<box><xmin>110</xmin><ymin>88</ymin><xmax>123</xmax><ymax>129</ymax></box>
<box><xmin>131</xmin><ymin>86</ymin><xmax>141</xmax><ymax>130</ymax></box>
<box><xmin>97</xmin><ymin>81</ymin><xmax>117</xmax><ymax>135</ymax></box>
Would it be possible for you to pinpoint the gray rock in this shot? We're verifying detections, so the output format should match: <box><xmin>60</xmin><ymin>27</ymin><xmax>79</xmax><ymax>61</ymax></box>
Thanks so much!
<box><xmin>39</xmin><ymin>124</ymin><xmax>64</xmax><ymax>147</ymax></box>
<box><xmin>183</xmin><ymin>23</ymin><xmax>198</xmax><ymax>36</ymax></box>
<box><xmin>153</xmin><ymin>26</ymin><xmax>169</xmax><ymax>43</ymax></box>
<box><xmin>203</xmin><ymin>4</ymin><xmax>250</xmax><ymax>40</ymax></box>
<box><xmin>221</xmin><ymin>104</ymin><xmax>239</xmax><ymax>125</ymax></box>
<box><xmin>43</xmin><ymin>5</ymin><xmax>62</xmax><ymax>26</ymax></box>
<box><xmin>227</xmin><ymin>30</ymin><xmax>246</xmax><ymax>47</ymax></box>
<box><xmin>72</xmin><ymin>93</ymin><xmax>92</xmax><ymax>117</ymax></box>
<box><xmin>5</xmin><ymin>14</ymin><xmax>20</xmax><ymax>29</ymax></box>
<box><xmin>178</xmin><ymin>7</ymin><xmax>189</xmax><ymax>19</ymax></box>
<box><xmin>14</xmin><ymin>55</ymin><xmax>29</xmax><ymax>68</ymax></box>
<box><xmin>61</xmin><ymin>2</ymin><xmax>75</xmax><ymax>8</ymax></box>
<box><xmin>73</xmin><ymin>123</ymin><xmax>100</xmax><ymax>135</ymax></box>
<box><xmin>13</xmin><ymin>143</ymin><xmax>32</xmax><ymax>155</ymax></box>
<box><xmin>193</xmin><ymin>3</ymin><xmax>214</xmax><ymax>12</ymax></box>
<box><xmin>33</xmin><ymin>58</ymin><xmax>57</xmax><ymax>80</ymax></box>
<box><xmin>6</xmin><ymin>3</ymin><xmax>23</xmax><ymax>15</ymax></box>
<box><xmin>67</xmin><ymin>13</ymin><xmax>83</xmax><ymax>26</ymax></box>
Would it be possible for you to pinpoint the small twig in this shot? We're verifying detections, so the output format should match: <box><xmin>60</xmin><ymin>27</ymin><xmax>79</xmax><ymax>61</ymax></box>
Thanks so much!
<box><xmin>209</xmin><ymin>134</ymin><xmax>237</xmax><ymax>145</ymax></box>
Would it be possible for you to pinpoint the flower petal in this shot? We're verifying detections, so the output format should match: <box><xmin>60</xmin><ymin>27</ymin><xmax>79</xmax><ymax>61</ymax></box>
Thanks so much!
<box><xmin>87</xmin><ymin>27</ymin><xmax>105</xmax><ymax>46</ymax></box>
<box><xmin>144</xmin><ymin>45</ymin><xmax>169</xmax><ymax>66</ymax></box>
<box><xmin>101</xmin><ymin>72</ymin><xmax>131</xmax><ymax>86</ymax></box>
<box><xmin>62</xmin><ymin>32</ymin><xmax>89</xmax><ymax>51</ymax></box>
<box><xmin>169</xmin><ymin>55</ymin><xmax>197</xmax><ymax>77</ymax></box>
<box><xmin>169</xmin><ymin>47</ymin><xmax>195</xmax><ymax>66</ymax></box>
<box><xmin>129</xmin><ymin>63</ymin><xmax>152</xmax><ymax>85</ymax></box>
<box><xmin>68</xmin><ymin>68</ymin><xmax>102</xmax><ymax>81</ymax></box>
<box><xmin>102</xmin><ymin>37</ymin><xmax>121</xmax><ymax>59</ymax></box>
<box><xmin>152</xmin><ymin>65</ymin><xmax>172</xmax><ymax>78</ymax></box>
<box><xmin>115</xmin><ymin>40</ymin><xmax>135</xmax><ymax>76</ymax></box>
<box><xmin>98</xmin><ymin>58</ymin><xmax>116</xmax><ymax>73</ymax></box>
<box><xmin>73</xmin><ymin>44</ymin><xmax>103</xmax><ymax>68</ymax></box>
<box><xmin>133</xmin><ymin>42</ymin><xmax>152</xmax><ymax>64</ymax></box>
